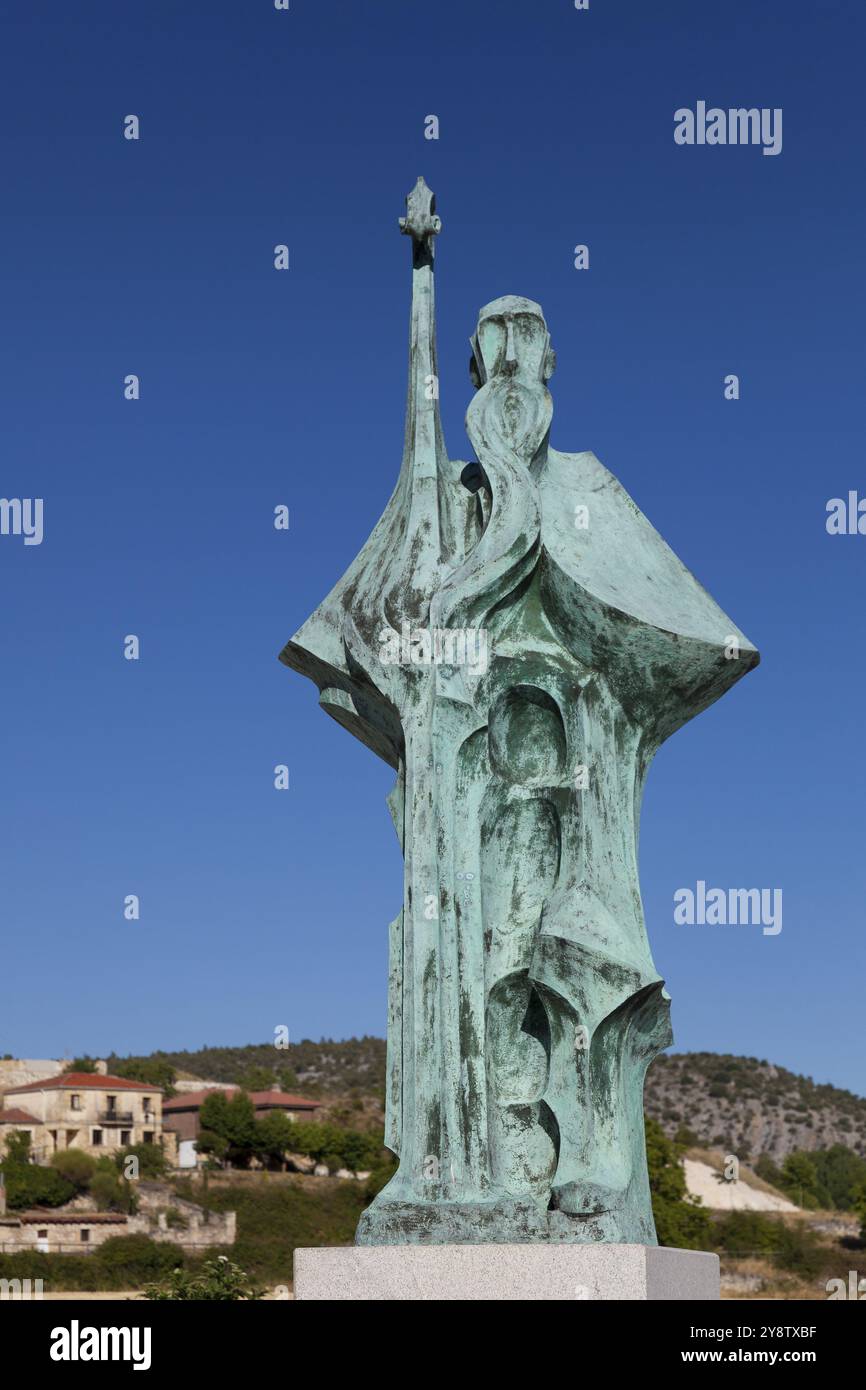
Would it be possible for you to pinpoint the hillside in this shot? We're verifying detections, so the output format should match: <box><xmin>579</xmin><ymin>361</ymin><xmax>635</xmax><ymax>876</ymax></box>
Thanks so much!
<box><xmin>110</xmin><ymin>1041</ymin><xmax>866</xmax><ymax>1163</ymax></box>
<box><xmin>645</xmin><ymin>1053</ymin><xmax>866</xmax><ymax>1163</ymax></box>
<box><xmin>108</xmin><ymin>1037</ymin><xmax>387</xmax><ymax>1099</ymax></box>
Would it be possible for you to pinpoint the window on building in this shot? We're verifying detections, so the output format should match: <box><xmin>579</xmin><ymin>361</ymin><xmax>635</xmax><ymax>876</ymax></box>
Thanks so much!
<box><xmin>92</xmin><ymin>1129</ymin><xmax>103</xmax><ymax>1146</ymax></box>
<box><xmin>37</xmin><ymin>1229</ymin><xmax>48</xmax><ymax>1240</ymax></box>
<box><xmin>105</xmin><ymin>1095</ymin><xmax>117</xmax><ymax>1115</ymax></box>
<box><xmin>142</xmin><ymin>1131</ymin><xmax>154</xmax><ymax>1144</ymax></box>
<box><xmin>142</xmin><ymin>1098</ymin><xmax>152</xmax><ymax>1116</ymax></box>
<box><xmin>80</xmin><ymin>1229</ymin><xmax>90</xmax><ymax>1244</ymax></box>
<box><xmin>70</xmin><ymin>1094</ymin><xmax>81</xmax><ymax>1111</ymax></box>
<box><xmin>120</xmin><ymin>1130</ymin><xmax>131</xmax><ymax>1146</ymax></box>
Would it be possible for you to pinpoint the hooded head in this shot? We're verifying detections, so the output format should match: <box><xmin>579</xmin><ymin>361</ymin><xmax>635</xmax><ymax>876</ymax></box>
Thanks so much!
<box><xmin>470</xmin><ymin>295</ymin><xmax>556</xmax><ymax>389</ymax></box>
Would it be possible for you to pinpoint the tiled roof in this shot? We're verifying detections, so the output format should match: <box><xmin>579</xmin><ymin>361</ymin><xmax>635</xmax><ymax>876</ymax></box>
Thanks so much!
<box><xmin>4</xmin><ymin>1071</ymin><xmax>162</xmax><ymax>1095</ymax></box>
<box><xmin>0</xmin><ymin>1108</ymin><xmax>41</xmax><ymax>1125</ymax></box>
<box><xmin>248</xmin><ymin>1090</ymin><xmax>322</xmax><ymax>1109</ymax></box>
<box><xmin>18</xmin><ymin>1212</ymin><xmax>128</xmax><ymax>1225</ymax></box>
<box><xmin>163</xmin><ymin>1087</ymin><xmax>321</xmax><ymax>1112</ymax></box>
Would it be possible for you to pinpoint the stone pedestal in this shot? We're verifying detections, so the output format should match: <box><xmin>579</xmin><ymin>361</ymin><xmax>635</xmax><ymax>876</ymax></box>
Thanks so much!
<box><xmin>293</xmin><ymin>1244</ymin><xmax>719</xmax><ymax>1301</ymax></box>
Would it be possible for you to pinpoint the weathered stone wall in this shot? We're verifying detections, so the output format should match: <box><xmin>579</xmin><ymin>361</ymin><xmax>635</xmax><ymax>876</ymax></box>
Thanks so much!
<box><xmin>128</xmin><ymin>1209</ymin><xmax>236</xmax><ymax>1249</ymax></box>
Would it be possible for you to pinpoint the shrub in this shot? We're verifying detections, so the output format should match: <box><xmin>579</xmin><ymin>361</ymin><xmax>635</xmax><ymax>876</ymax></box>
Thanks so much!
<box><xmin>51</xmin><ymin>1149</ymin><xmax>97</xmax><ymax>1192</ymax></box>
<box><xmin>3</xmin><ymin>1132</ymin><xmax>32</xmax><ymax>1166</ymax></box>
<box><xmin>143</xmin><ymin>1254</ymin><xmax>262</xmax><ymax>1301</ymax></box>
<box><xmin>773</xmin><ymin>1222</ymin><xmax>824</xmax><ymax>1279</ymax></box>
<box><xmin>115</xmin><ymin>1143</ymin><xmax>168</xmax><ymax>1181</ymax></box>
<box><xmin>89</xmin><ymin>1165</ymin><xmax>137</xmax><ymax>1214</ymax></box>
<box><xmin>714</xmin><ymin>1210</ymin><xmax>779</xmax><ymax>1258</ymax></box>
<box><xmin>96</xmin><ymin>1235</ymin><xmax>180</xmax><ymax>1283</ymax></box>
<box><xmin>754</xmin><ymin>1153</ymin><xmax>784</xmax><ymax>1188</ymax></box>
<box><xmin>2</xmin><ymin>1164</ymin><xmax>75</xmax><ymax>1211</ymax></box>
<box><xmin>281</xmin><ymin>1121</ymin><xmax>382</xmax><ymax>1172</ymax></box>
<box><xmin>0</xmin><ymin>1251</ymin><xmax>95</xmax><ymax>1290</ymax></box>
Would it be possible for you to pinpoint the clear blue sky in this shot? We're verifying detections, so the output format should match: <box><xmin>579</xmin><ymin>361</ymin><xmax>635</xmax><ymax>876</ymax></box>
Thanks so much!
<box><xmin>1</xmin><ymin>1</ymin><xmax>863</xmax><ymax>1096</ymax></box>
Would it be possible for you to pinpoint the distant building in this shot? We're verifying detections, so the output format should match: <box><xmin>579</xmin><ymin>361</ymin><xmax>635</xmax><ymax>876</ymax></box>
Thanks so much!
<box><xmin>0</xmin><ymin>1182</ymin><xmax>236</xmax><ymax>1255</ymax></box>
<box><xmin>162</xmin><ymin>1086</ymin><xmax>321</xmax><ymax>1145</ymax></box>
<box><xmin>0</xmin><ymin>1210</ymin><xmax>129</xmax><ymax>1255</ymax></box>
<box><xmin>0</xmin><ymin>1067</ymin><xmax>172</xmax><ymax>1164</ymax></box>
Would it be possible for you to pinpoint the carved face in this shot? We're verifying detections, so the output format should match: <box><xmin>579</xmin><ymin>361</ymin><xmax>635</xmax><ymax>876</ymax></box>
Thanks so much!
<box><xmin>470</xmin><ymin>295</ymin><xmax>555</xmax><ymax>388</ymax></box>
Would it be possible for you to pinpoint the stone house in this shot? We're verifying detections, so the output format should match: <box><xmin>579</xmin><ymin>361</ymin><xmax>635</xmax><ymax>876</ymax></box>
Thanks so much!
<box><xmin>0</xmin><ymin>1065</ymin><xmax>174</xmax><ymax>1164</ymax></box>
<box><xmin>162</xmin><ymin>1085</ymin><xmax>321</xmax><ymax>1145</ymax></box>
<box><xmin>0</xmin><ymin>1190</ymin><xmax>235</xmax><ymax>1255</ymax></box>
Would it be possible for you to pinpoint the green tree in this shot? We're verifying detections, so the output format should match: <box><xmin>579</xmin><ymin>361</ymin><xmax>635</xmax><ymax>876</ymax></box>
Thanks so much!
<box><xmin>195</xmin><ymin>1129</ymin><xmax>228</xmax><ymax>1161</ymax></box>
<box><xmin>339</xmin><ymin>1129</ymin><xmax>382</xmax><ymax>1174</ymax></box>
<box><xmin>780</xmin><ymin>1152</ymin><xmax>823</xmax><ymax>1208</ymax></box>
<box><xmin>645</xmin><ymin>1117</ymin><xmax>712</xmax><ymax>1249</ymax></box>
<box><xmin>810</xmin><ymin>1145</ymin><xmax>866</xmax><ymax>1211</ymax></box>
<box><xmin>288</xmin><ymin>1121</ymin><xmax>357</xmax><ymax>1165</ymax></box>
<box><xmin>64</xmin><ymin>1057</ymin><xmax>98</xmax><ymax>1073</ymax></box>
<box><xmin>111</xmin><ymin>1057</ymin><xmax>177</xmax><ymax>1098</ymax></box>
<box><xmin>851</xmin><ymin>1181</ymin><xmax>866</xmax><ymax>1242</ymax></box>
<box><xmin>254</xmin><ymin>1111</ymin><xmax>297</xmax><ymax>1167</ymax></box>
<box><xmin>198</xmin><ymin>1091</ymin><xmax>257</xmax><ymax>1167</ymax></box>
<box><xmin>238</xmin><ymin>1065</ymin><xmax>278</xmax><ymax>1093</ymax></box>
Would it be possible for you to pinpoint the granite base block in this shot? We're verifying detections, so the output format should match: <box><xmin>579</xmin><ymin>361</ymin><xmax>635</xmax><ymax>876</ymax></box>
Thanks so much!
<box><xmin>293</xmin><ymin>1243</ymin><xmax>720</xmax><ymax>1301</ymax></box>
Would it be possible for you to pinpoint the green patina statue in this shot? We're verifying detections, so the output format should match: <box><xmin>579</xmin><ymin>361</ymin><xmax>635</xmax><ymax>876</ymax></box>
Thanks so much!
<box><xmin>281</xmin><ymin>179</ymin><xmax>758</xmax><ymax>1246</ymax></box>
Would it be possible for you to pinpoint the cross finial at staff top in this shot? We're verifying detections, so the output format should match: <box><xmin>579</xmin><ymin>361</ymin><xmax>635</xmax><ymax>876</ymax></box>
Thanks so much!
<box><xmin>399</xmin><ymin>176</ymin><xmax>441</xmax><ymax>256</ymax></box>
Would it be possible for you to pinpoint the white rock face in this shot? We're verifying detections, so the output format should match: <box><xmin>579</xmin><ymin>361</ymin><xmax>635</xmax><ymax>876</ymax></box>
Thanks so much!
<box><xmin>684</xmin><ymin>1158</ymin><xmax>799</xmax><ymax>1212</ymax></box>
<box><xmin>0</xmin><ymin>1059</ymin><xmax>61</xmax><ymax>1090</ymax></box>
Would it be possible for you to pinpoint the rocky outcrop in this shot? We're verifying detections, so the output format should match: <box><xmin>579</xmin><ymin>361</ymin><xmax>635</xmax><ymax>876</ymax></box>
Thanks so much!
<box><xmin>645</xmin><ymin>1053</ymin><xmax>866</xmax><ymax>1162</ymax></box>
